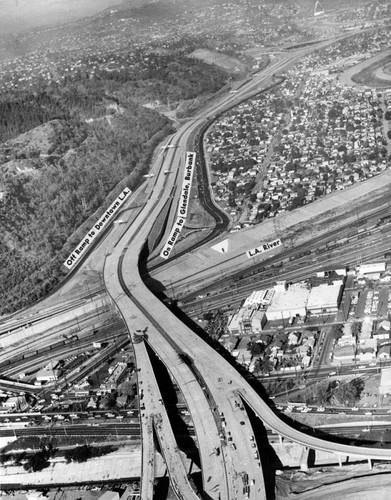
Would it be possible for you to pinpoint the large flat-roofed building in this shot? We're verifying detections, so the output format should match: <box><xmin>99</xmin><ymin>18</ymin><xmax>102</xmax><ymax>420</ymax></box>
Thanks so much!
<box><xmin>306</xmin><ymin>281</ymin><xmax>343</xmax><ymax>316</ymax></box>
<box><xmin>266</xmin><ymin>282</ymin><xmax>310</xmax><ymax>321</ymax></box>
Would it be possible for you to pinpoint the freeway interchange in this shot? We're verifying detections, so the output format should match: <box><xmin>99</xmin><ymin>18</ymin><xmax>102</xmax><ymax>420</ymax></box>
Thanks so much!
<box><xmin>3</xmin><ymin>31</ymin><xmax>391</xmax><ymax>500</ymax></box>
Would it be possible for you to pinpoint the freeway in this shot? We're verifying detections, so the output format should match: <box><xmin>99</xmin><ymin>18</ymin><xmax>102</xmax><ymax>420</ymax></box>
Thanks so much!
<box><xmin>105</xmin><ymin>46</ymin><xmax>391</xmax><ymax>500</ymax></box>
<box><xmin>0</xmin><ymin>27</ymin><xmax>389</xmax><ymax>499</ymax></box>
<box><xmin>104</xmin><ymin>129</ymin><xmax>234</xmax><ymax>499</ymax></box>
<box><xmin>102</xmin><ymin>84</ymin><xmax>278</xmax><ymax>498</ymax></box>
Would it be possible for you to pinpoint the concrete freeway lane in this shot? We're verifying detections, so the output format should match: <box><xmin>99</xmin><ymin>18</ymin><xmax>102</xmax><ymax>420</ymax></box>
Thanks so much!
<box><xmin>133</xmin><ymin>336</ymin><xmax>199</xmax><ymax>500</ymax></box>
<box><xmin>104</xmin><ymin>149</ymin><xmax>232</xmax><ymax>499</ymax></box>
<box><xmin>103</xmin><ymin>130</ymin><xmax>267</xmax><ymax>499</ymax></box>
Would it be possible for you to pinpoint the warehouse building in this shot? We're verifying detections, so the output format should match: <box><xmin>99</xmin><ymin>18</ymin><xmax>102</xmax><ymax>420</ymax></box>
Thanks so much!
<box><xmin>266</xmin><ymin>281</ymin><xmax>310</xmax><ymax>321</ymax></box>
<box><xmin>306</xmin><ymin>281</ymin><xmax>343</xmax><ymax>316</ymax></box>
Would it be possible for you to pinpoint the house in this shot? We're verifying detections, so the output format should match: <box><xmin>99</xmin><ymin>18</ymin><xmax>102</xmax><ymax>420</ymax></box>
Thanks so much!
<box><xmin>116</xmin><ymin>395</ymin><xmax>128</xmax><ymax>408</ymax></box>
<box><xmin>296</xmin><ymin>344</ymin><xmax>310</xmax><ymax>356</ymax></box>
<box><xmin>288</xmin><ymin>331</ymin><xmax>300</xmax><ymax>345</ymax></box>
<box><xmin>3</xmin><ymin>395</ymin><xmax>28</xmax><ymax>411</ymax></box>
<box><xmin>356</xmin><ymin>338</ymin><xmax>377</xmax><ymax>361</ymax></box>
<box><xmin>374</xmin><ymin>326</ymin><xmax>390</xmax><ymax>341</ymax></box>
<box><xmin>378</xmin><ymin>344</ymin><xmax>391</xmax><ymax>360</ymax></box>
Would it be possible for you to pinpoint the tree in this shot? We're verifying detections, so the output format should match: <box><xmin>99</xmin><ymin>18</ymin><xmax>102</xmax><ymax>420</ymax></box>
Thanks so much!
<box><xmin>351</xmin><ymin>322</ymin><xmax>361</xmax><ymax>342</ymax></box>
<box><xmin>248</xmin><ymin>342</ymin><xmax>265</xmax><ymax>356</ymax></box>
<box><xmin>65</xmin><ymin>445</ymin><xmax>93</xmax><ymax>463</ymax></box>
<box><xmin>227</xmin><ymin>180</ymin><xmax>236</xmax><ymax>192</ymax></box>
<box><xmin>334</xmin><ymin>378</ymin><xmax>364</xmax><ymax>406</ymax></box>
<box><xmin>23</xmin><ymin>450</ymin><xmax>50</xmax><ymax>472</ymax></box>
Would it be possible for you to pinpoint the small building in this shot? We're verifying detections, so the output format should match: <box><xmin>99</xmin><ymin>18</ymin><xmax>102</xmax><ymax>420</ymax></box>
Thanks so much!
<box><xmin>378</xmin><ymin>344</ymin><xmax>391</xmax><ymax>360</ymax></box>
<box><xmin>251</xmin><ymin>310</ymin><xmax>267</xmax><ymax>333</ymax></box>
<box><xmin>374</xmin><ymin>325</ymin><xmax>390</xmax><ymax>340</ymax></box>
<box><xmin>3</xmin><ymin>395</ymin><xmax>27</xmax><ymax>411</ymax></box>
<box><xmin>288</xmin><ymin>331</ymin><xmax>300</xmax><ymax>345</ymax></box>
<box><xmin>338</xmin><ymin>323</ymin><xmax>355</xmax><ymax>345</ymax></box>
<box><xmin>227</xmin><ymin>312</ymin><xmax>242</xmax><ymax>336</ymax></box>
<box><xmin>99</xmin><ymin>492</ymin><xmax>120</xmax><ymax>500</ymax></box>
<box><xmin>243</xmin><ymin>289</ymin><xmax>274</xmax><ymax>307</ymax></box>
<box><xmin>35</xmin><ymin>361</ymin><xmax>60</xmax><ymax>383</ymax></box>
<box><xmin>116</xmin><ymin>395</ymin><xmax>128</xmax><ymax>408</ymax></box>
<box><xmin>356</xmin><ymin>338</ymin><xmax>377</xmax><ymax>362</ymax></box>
<box><xmin>333</xmin><ymin>344</ymin><xmax>355</xmax><ymax>364</ymax></box>
<box><xmin>232</xmin><ymin>348</ymin><xmax>252</xmax><ymax>367</ymax></box>
<box><xmin>379</xmin><ymin>320</ymin><xmax>391</xmax><ymax>331</ymax></box>
<box><xmin>358</xmin><ymin>262</ymin><xmax>386</xmax><ymax>279</ymax></box>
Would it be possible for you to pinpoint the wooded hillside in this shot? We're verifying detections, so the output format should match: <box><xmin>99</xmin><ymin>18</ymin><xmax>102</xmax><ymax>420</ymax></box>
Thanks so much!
<box><xmin>0</xmin><ymin>55</ymin><xmax>228</xmax><ymax>314</ymax></box>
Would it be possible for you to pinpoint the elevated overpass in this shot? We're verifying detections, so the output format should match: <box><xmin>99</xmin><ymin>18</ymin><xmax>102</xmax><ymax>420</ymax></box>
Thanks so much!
<box><xmin>2</xmin><ymin>29</ymin><xmax>390</xmax><ymax>499</ymax></box>
<box><xmin>105</xmin><ymin>84</ymin><xmax>391</xmax><ymax>500</ymax></box>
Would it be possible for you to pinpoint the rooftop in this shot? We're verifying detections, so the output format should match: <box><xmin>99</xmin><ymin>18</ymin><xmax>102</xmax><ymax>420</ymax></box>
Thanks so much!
<box><xmin>307</xmin><ymin>281</ymin><xmax>343</xmax><ymax>309</ymax></box>
<box><xmin>267</xmin><ymin>283</ymin><xmax>310</xmax><ymax>313</ymax></box>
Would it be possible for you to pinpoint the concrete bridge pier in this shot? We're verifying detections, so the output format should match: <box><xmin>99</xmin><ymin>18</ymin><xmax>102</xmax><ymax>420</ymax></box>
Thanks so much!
<box><xmin>337</xmin><ymin>454</ymin><xmax>342</xmax><ymax>468</ymax></box>
<box><xmin>299</xmin><ymin>446</ymin><xmax>310</xmax><ymax>471</ymax></box>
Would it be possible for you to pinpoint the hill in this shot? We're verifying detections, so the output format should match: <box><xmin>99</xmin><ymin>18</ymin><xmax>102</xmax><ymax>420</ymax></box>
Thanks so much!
<box><xmin>0</xmin><ymin>50</ymin><xmax>229</xmax><ymax>315</ymax></box>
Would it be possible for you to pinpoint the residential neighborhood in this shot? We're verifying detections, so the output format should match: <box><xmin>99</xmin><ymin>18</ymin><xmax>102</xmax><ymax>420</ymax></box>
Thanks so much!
<box><xmin>205</xmin><ymin>27</ymin><xmax>391</xmax><ymax>227</ymax></box>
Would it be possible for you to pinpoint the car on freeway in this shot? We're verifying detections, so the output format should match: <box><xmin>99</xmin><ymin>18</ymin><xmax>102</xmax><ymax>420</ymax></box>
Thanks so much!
<box><xmin>316</xmin><ymin>406</ymin><xmax>325</xmax><ymax>412</ymax></box>
<box><xmin>351</xmin><ymin>407</ymin><xmax>359</xmax><ymax>411</ymax></box>
<box><xmin>365</xmin><ymin>411</ymin><xmax>373</xmax><ymax>416</ymax></box>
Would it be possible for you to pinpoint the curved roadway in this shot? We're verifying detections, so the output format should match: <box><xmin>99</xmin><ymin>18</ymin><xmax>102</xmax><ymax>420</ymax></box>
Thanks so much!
<box><xmin>104</xmin><ymin>32</ymin><xmax>391</xmax><ymax>499</ymax></box>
